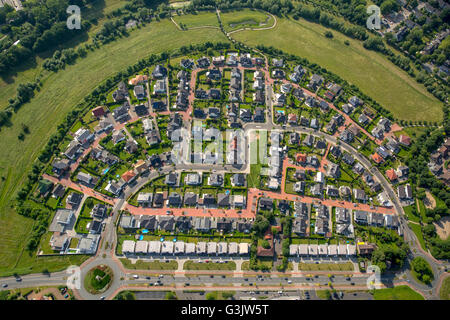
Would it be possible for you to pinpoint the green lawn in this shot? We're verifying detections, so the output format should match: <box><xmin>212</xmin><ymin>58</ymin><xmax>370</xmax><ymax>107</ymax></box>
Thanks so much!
<box><xmin>298</xmin><ymin>262</ymin><xmax>354</xmax><ymax>271</ymax></box>
<box><xmin>439</xmin><ymin>276</ymin><xmax>450</xmax><ymax>300</ymax></box>
<box><xmin>408</xmin><ymin>222</ymin><xmax>427</xmax><ymax>251</ymax></box>
<box><xmin>372</xmin><ymin>285</ymin><xmax>424</xmax><ymax>300</ymax></box>
<box><xmin>0</xmin><ymin>19</ymin><xmax>226</xmax><ymax>276</ymax></box>
<box><xmin>404</xmin><ymin>205</ymin><xmax>421</xmax><ymax>223</ymax></box>
<box><xmin>232</xmin><ymin>16</ymin><xmax>443</xmax><ymax>122</ymax></box>
<box><xmin>84</xmin><ymin>266</ymin><xmax>113</xmax><ymax>294</ymax></box>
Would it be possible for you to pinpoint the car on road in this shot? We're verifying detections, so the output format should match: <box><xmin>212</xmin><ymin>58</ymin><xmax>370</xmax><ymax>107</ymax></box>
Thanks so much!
<box><xmin>185</xmin><ymin>283</ymin><xmax>190</xmax><ymax>286</ymax></box>
<box><xmin>350</xmin><ymin>282</ymin><xmax>355</xmax><ymax>286</ymax></box>
<box><xmin>64</xmin><ymin>294</ymin><xmax>69</xmax><ymax>299</ymax></box>
<box><xmin>133</xmin><ymin>275</ymin><xmax>139</xmax><ymax>279</ymax></box>
<box><xmin>100</xmin><ymin>296</ymin><xmax>105</xmax><ymax>300</ymax></box>
<box><xmin>278</xmin><ymin>290</ymin><xmax>283</xmax><ymax>294</ymax></box>
<box><xmin>287</xmin><ymin>280</ymin><xmax>292</xmax><ymax>284</ymax></box>
<box><xmin>146</xmin><ymin>276</ymin><xmax>151</xmax><ymax>280</ymax></box>
<box><xmin>210</xmin><ymin>275</ymin><xmax>214</xmax><ymax>278</ymax></box>
<box><xmin>159</xmin><ymin>274</ymin><xmax>164</xmax><ymax>278</ymax></box>
<box><xmin>2</xmin><ymin>284</ymin><xmax>7</xmax><ymax>288</ymax></box>
<box><xmin>15</xmin><ymin>278</ymin><xmax>22</xmax><ymax>282</ymax></box>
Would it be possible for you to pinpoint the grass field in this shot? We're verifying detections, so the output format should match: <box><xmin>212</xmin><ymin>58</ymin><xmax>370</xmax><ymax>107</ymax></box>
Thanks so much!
<box><xmin>173</xmin><ymin>11</ymin><xmax>219</xmax><ymax>29</ymax></box>
<box><xmin>0</xmin><ymin>0</ymin><xmax>128</xmax><ymax>107</ymax></box>
<box><xmin>221</xmin><ymin>9</ymin><xmax>273</xmax><ymax>32</ymax></box>
<box><xmin>439</xmin><ymin>276</ymin><xmax>450</xmax><ymax>300</ymax></box>
<box><xmin>232</xmin><ymin>16</ymin><xmax>443</xmax><ymax>122</ymax></box>
<box><xmin>183</xmin><ymin>260</ymin><xmax>236</xmax><ymax>271</ymax></box>
<box><xmin>0</xmin><ymin>19</ymin><xmax>226</xmax><ymax>276</ymax></box>
<box><xmin>372</xmin><ymin>285</ymin><xmax>424</xmax><ymax>300</ymax></box>
<box><xmin>298</xmin><ymin>262</ymin><xmax>354</xmax><ymax>271</ymax></box>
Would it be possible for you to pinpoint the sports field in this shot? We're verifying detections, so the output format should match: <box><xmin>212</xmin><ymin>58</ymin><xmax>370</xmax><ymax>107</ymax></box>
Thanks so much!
<box><xmin>0</xmin><ymin>19</ymin><xmax>226</xmax><ymax>276</ymax></box>
<box><xmin>232</xmin><ymin>17</ymin><xmax>443</xmax><ymax>122</ymax></box>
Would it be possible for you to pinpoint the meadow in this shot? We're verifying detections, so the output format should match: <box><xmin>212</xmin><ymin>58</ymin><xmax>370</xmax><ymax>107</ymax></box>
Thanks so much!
<box><xmin>232</xmin><ymin>16</ymin><xmax>443</xmax><ymax>122</ymax></box>
<box><xmin>372</xmin><ymin>285</ymin><xmax>424</xmax><ymax>300</ymax></box>
<box><xmin>220</xmin><ymin>9</ymin><xmax>274</xmax><ymax>32</ymax></box>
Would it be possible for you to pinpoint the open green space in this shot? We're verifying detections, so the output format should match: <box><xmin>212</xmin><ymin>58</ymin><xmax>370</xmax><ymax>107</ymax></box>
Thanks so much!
<box><xmin>298</xmin><ymin>262</ymin><xmax>354</xmax><ymax>271</ymax></box>
<box><xmin>439</xmin><ymin>276</ymin><xmax>450</xmax><ymax>300</ymax></box>
<box><xmin>372</xmin><ymin>285</ymin><xmax>424</xmax><ymax>300</ymax></box>
<box><xmin>0</xmin><ymin>19</ymin><xmax>226</xmax><ymax>276</ymax></box>
<box><xmin>84</xmin><ymin>265</ymin><xmax>113</xmax><ymax>294</ymax></box>
<box><xmin>232</xmin><ymin>17</ymin><xmax>442</xmax><ymax>122</ymax></box>
<box><xmin>205</xmin><ymin>291</ymin><xmax>235</xmax><ymax>300</ymax></box>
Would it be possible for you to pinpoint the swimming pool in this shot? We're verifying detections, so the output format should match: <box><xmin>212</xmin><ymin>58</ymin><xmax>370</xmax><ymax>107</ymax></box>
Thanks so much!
<box><xmin>102</xmin><ymin>167</ymin><xmax>110</xmax><ymax>175</ymax></box>
<box><xmin>142</xmin><ymin>229</ymin><xmax>149</xmax><ymax>234</ymax></box>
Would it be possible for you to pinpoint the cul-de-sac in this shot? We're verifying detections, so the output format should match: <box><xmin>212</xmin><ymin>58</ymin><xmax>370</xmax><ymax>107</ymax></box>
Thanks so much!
<box><xmin>0</xmin><ymin>0</ymin><xmax>449</xmax><ymax>302</ymax></box>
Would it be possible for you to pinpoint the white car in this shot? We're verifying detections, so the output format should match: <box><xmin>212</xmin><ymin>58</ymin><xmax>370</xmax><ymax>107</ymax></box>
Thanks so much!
<box><xmin>133</xmin><ymin>275</ymin><xmax>139</xmax><ymax>279</ymax></box>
